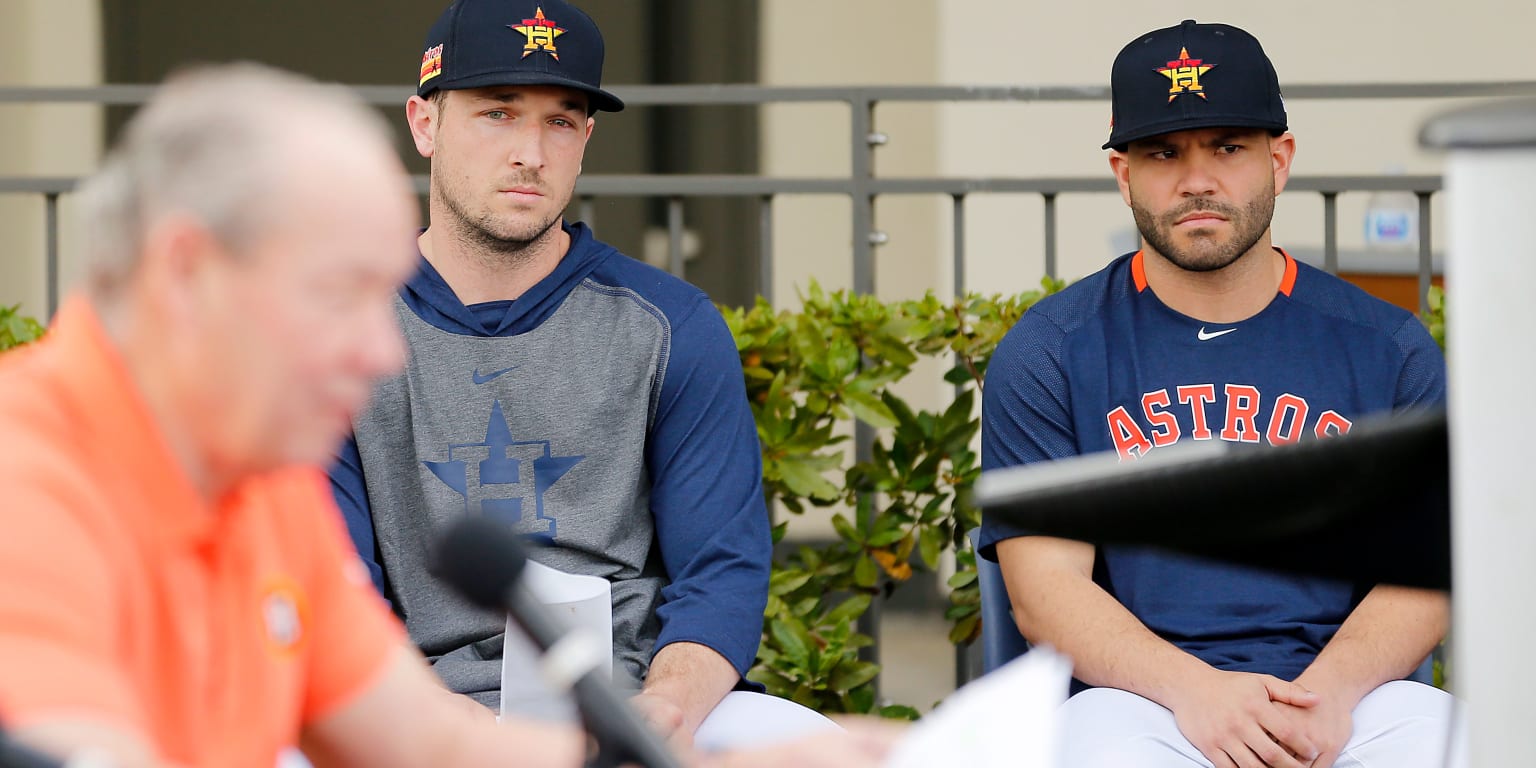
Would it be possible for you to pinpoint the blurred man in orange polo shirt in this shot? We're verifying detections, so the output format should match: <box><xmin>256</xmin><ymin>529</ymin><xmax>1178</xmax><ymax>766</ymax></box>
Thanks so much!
<box><xmin>0</xmin><ymin>62</ymin><xmax>587</xmax><ymax>768</ymax></box>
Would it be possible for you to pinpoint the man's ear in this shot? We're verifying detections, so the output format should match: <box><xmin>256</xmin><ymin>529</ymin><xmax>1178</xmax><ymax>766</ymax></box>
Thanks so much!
<box><xmin>406</xmin><ymin>94</ymin><xmax>439</xmax><ymax>159</ymax></box>
<box><xmin>136</xmin><ymin>214</ymin><xmax>225</xmax><ymax>326</ymax></box>
<box><xmin>1270</xmin><ymin>132</ymin><xmax>1297</xmax><ymax>196</ymax></box>
<box><xmin>1109</xmin><ymin>150</ymin><xmax>1133</xmax><ymax>207</ymax></box>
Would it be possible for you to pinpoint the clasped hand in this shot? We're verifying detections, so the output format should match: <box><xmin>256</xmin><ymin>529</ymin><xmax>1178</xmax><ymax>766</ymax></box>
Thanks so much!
<box><xmin>1169</xmin><ymin>669</ymin><xmax>1349</xmax><ymax>768</ymax></box>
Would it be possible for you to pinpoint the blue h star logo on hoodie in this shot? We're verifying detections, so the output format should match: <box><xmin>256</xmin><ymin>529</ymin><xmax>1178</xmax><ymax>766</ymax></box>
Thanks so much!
<box><xmin>423</xmin><ymin>400</ymin><xmax>583</xmax><ymax>539</ymax></box>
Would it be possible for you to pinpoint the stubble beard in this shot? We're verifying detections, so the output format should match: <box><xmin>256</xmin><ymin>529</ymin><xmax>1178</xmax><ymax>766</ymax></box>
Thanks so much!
<box><xmin>1132</xmin><ymin>186</ymin><xmax>1275</xmax><ymax>273</ymax></box>
<box><xmin>432</xmin><ymin>168</ymin><xmax>569</xmax><ymax>267</ymax></box>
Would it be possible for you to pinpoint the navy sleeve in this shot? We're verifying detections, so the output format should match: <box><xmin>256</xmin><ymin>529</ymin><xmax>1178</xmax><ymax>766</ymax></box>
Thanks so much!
<box><xmin>645</xmin><ymin>297</ymin><xmax>771</xmax><ymax>678</ymax></box>
<box><xmin>1391</xmin><ymin>315</ymin><xmax>1447</xmax><ymax>409</ymax></box>
<box><xmin>327</xmin><ymin>434</ymin><xmax>388</xmax><ymax>597</ymax></box>
<box><xmin>978</xmin><ymin>310</ymin><xmax>1079</xmax><ymax>560</ymax></box>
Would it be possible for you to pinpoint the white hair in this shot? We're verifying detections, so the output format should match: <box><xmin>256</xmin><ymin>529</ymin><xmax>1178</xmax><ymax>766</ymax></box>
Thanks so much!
<box><xmin>75</xmin><ymin>62</ymin><xmax>396</xmax><ymax>298</ymax></box>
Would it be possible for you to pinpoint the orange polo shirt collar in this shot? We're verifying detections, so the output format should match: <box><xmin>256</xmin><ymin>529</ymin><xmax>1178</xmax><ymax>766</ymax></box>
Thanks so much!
<box><xmin>49</xmin><ymin>296</ymin><xmax>215</xmax><ymax>544</ymax></box>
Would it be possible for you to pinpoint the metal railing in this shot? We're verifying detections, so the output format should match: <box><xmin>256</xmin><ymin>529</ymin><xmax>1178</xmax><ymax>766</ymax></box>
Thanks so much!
<box><xmin>9</xmin><ymin>80</ymin><xmax>1536</xmax><ymax>315</ymax></box>
<box><xmin>6</xmin><ymin>80</ymin><xmax>1536</xmax><ymax>698</ymax></box>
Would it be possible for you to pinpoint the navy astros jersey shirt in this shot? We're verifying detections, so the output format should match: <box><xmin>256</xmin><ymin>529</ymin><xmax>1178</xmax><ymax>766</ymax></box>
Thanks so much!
<box><xmin>980</xmin><ymin>249</ymin><xmax>1445</xmax><ymax>683</ymax></box>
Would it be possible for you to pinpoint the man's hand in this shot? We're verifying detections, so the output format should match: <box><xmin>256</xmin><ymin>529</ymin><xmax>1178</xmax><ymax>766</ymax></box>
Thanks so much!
<box><xmin>1269</xmin><ymin>584</ymin><xmax>1450</xmax><ymax>768</ymax></box>
<box><xmin>1272</xmin><ymin>685</ymin><xmax>1354</xmax><ymax>768</ymax></box>
<box><xmin>1166</xmin><ymin>668</ymin><xmax>1322</xmax><ymax>768</ymax></box>
<box><xmin>636</xmin><ymin>642</ymin><xmax>740</xmax><ymax>753</ymax></box>
<box><xmin>629</xmin><ymin>690</ymin><xmax>689</xmax><ymax>751</ymax></box>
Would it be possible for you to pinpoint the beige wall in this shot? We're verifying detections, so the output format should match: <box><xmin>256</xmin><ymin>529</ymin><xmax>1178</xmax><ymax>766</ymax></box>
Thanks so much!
<box><xmin>0</xmin><ymin>0</ymin><xmax>102</xmax><ymax>318</ymax></box>
<box><xmin>760</xmin><ymin>0</ymin><xmax>944</xmax><ymax>305</ymax></box>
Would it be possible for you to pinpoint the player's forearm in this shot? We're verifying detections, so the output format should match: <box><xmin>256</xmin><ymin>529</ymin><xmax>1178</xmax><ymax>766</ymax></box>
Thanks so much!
<box><xmin>997</xmin><ymin>536</ymin><xmax>1212</xmax><ymax>709</ymax></box>
<box><xmin>1295</xmin><ymin>584</ymin><xmax>1448</xmax><ymax>708</ymax></box>
<box><xmin>1019</xmin><ymin>565</ymin><xmax>1214</xmax><ymax>705</ymax></box>
<box><xmin>303</xmin><ymin>647</ymin><xmax>583</xmax><ymax>768</ymax></box>
<box><xmin>642</xmin><ymin>641</ymin><xmax>739</xmax><ymax>734</ymax></box>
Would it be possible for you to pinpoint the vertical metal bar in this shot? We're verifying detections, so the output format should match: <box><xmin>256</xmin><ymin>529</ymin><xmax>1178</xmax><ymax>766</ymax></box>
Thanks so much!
<box><xmin>578</xmin><ymin>196</ymin><xmax>595</xmax><ymax>231</ymax></box>
<box><xmin>758</xmin><ymin>195</ymin><xmax>774</xmax><ymax>306</ymax></box>
<box><xmin>850</xmin><ymin>93</ymin><xmax>876</xmax><ymax>296</ymax></box>
<box><xmin>45</xmin><ymin>193</ymin><xmax>59</xmax><ymax>319</ymax></box>
<box><xmin>1043</xmin><ymin>193</ymin><xmax>1058</xmax><ymax>280</ymax></box>
<box><xmin>956</xmin><ymin>638</ymin><xmax>973</xmax><ymax>689</ymax></box>
<box><xmin>952</xmin><ymin>194</ymin><xmax>966</xmax><ymax>298</ymax></box>
<box><xmin>1418</xmin><ymin>191</ymin><xmax>1434</xmax><ymax>316</ymax></box>
<box><xmin>951</xmin><ymin>192</ymin><xmax>976</xmax><ymax>689</ymax></box>
<box><xmin>850</xmin><ymin>92</ymin><xmax>880</xmax><ymax>690</ymax></box>
<box><xmin>856</xmin><ymin>410</ymin><xmax>879</xmax><ymax>686</ymax></box>
<box><xmin>756</xmin><ymin>196</ymin><xmax>777</xmax><ymax>529</ymax></box>
<box><xmin>667</xmin><ymin>196</ymin><xmax>685</xmax><ymax>278</ymax></box>
<box><xmin>1322</xmin><ymin>192</ymin><xmax>1339</xmax><ymax>275</ymax></box>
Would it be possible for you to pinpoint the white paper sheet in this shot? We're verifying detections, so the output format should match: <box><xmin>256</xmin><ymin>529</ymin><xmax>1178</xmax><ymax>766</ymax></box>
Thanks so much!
<box><xmin>500</xmin><ymin>560</ymin><xmax>613</xmax><ymax>721</ymax></box>
<box><xmin>884</xmin><ymin>647</ymin><xmax>1071</xmax><ymax>768</ymax></box>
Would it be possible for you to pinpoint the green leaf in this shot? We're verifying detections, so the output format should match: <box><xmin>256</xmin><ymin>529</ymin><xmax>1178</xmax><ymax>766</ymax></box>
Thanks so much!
<box><xmin>948</xmin><ymin>613</ymin><xmax>982</xmax><ymax>645</ymax></box>
<box><xmin>764</xmin><ymin>594</ymin><xmax>786</xmax><ymax>616</ymax></box>
<box><xmin>948</xmin><ymin>586</ymin><xmax>980</xmax><ymax>607</ymax></box>
<box><xmin>774</xmin><ymin>455</ymin><xmax>841</xmax><ymax>501</ymax></box>
<box><xmin>770</xmin><ymin>521</ymin><xmax>789</xmax><ymax>544</ymax></box>
<box><xmin>791</xmin><ymin>684</ymin><xmax>821</xmax><ymax>709</ymax></box>
<box><xmin>769</xmin><ymin>569</ymin><xmax>812</xmax><ymax>596</ymax></box>
<box><xmin>769</xmin><ymin>618</ymin><xmax>812</xmax><ymax>668</ymax></box>
<box><xmin>830</xmin><ymin>513</ymin><xmax>862</xmax><ymax>544</ymax></box>
<box><xmin>790</xmin><ymin>596</ymin><xmax>821</xmax><ymax>617</ymax></box>
<box><xmin>846</xmin><ymin>684</ymin><xmax>876</xmax><ymax>714</ymax></box>
<box><xmin>0</xmin><ymin>304</ymin><xmax>43</xmax><ymax>352</ymax></box>
<box><xmin>867</xmin><ymin>333</ymin><xmax>918</xmax><ymax>367</ymax></box>
<box><xmin>844</xmin><ymin>389</ymin><xmax>898</xmax><ymax>429</ymax></box>
<box><xmin>745</xmin><ymin>666</ymin><xmax>783</xmax><ymax>692</ymax></box>
<box><xmin>823</xmin><ymin>593</ymin><xmax>872</xmax><ymax>626</ymax></box>
<box><xmin>829</xmin><ymin>660</ymin><xmax>881</xmax><ymax>693</ymax></box>
<box><xmin>878</xmin><ymin>704</ymin><xmax>922</xmax><ymax>721</ymax></box>
<box><xmin>918</xmin><ymin>525</ymin><xmax>945</xmax><ymax>570</ymax></box>
<box><xmin>853</xmin><ymin>555</ymin><xmax>878</xmax><ymax>588</ymax></box>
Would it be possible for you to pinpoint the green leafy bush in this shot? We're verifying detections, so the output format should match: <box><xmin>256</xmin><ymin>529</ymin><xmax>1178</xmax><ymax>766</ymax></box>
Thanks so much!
<box><xmin>1421</xmin><ymin>285</ymin><xmax>1445</xmax><ymax>350</ymax></box>
<box><xmin>0</xmin><ymin>304</ymin><xmax>44</xmax><ymax>352</ymax></box>
<box><xmin>724</xmin><ymin>278</ymin><xmax>1063</xmax><ymax>716</ymax></box>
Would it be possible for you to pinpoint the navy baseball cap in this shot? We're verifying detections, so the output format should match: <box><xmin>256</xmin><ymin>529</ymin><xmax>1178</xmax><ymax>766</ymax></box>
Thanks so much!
<box><xmin>1103</xmin><ymin>20</ymin><xmax>1285</xmax><ymax>150</ymax></box>
<box><xmin>417</xmin><ymin>0</ymin><xmax>624</xmax><ymax>113</ymax></box>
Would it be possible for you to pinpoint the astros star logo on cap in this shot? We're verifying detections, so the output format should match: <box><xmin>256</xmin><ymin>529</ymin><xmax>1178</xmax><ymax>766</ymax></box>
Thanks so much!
<box><xmin>511</xmin><ymin>7</ymin><xmax>566</xmax><ymax>60</ymax></box>
<box><xmin>1158</xmin><ymin>47</ymin><xmax>1214</xmax><ymax>102</ymax></box>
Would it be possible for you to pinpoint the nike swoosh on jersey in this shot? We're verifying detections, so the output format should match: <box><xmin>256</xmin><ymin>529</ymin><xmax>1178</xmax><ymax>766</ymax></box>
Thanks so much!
<box><xmin>471</xmin><ymin>366</ymin><xmax>518</xmax><ymax>384</ymax></box>
<box><xmin>1196</xmin><ymin>327</ymin><xmax>1237</xmax><ymax>341</ymax></box>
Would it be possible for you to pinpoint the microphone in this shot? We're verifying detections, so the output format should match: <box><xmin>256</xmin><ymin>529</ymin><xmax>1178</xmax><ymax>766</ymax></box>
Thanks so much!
<box><xmin>431</xmin><ymin>516</ymin><xmax>685</xmax><ymax>768</ymax></box>
<box><xmin>975</xmin><ymin>408</ymin><xmax>1450</xmax><ymax>590</ymax></box>
<box><xmin>0</xmin><ymin>731</ymin><xmax>65</xmax><ymax>768</ymax></box>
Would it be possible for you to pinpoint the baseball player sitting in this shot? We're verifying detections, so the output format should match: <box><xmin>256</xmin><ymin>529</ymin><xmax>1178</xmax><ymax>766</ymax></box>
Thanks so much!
<box><xmin>977</xmin><ymin>19</ymin><xmax>1464</xmax><ymax>768</ymax></box>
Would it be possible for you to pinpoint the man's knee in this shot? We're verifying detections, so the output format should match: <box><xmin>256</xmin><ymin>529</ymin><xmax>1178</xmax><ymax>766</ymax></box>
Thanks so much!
<box><xmin>1059</xmin><ymin>688</ymin><xmax>1205</xmax><ymax>768</ymax></box>
<box><xmin>1344</xmin><ymin>680</ymin><xmax>1464</xmax><ymax>768</ymax></box>
<box><xmin>1354</xmin><ymin>679</ymin><xmax>1456</xmax><ymax>726</ymax></box>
